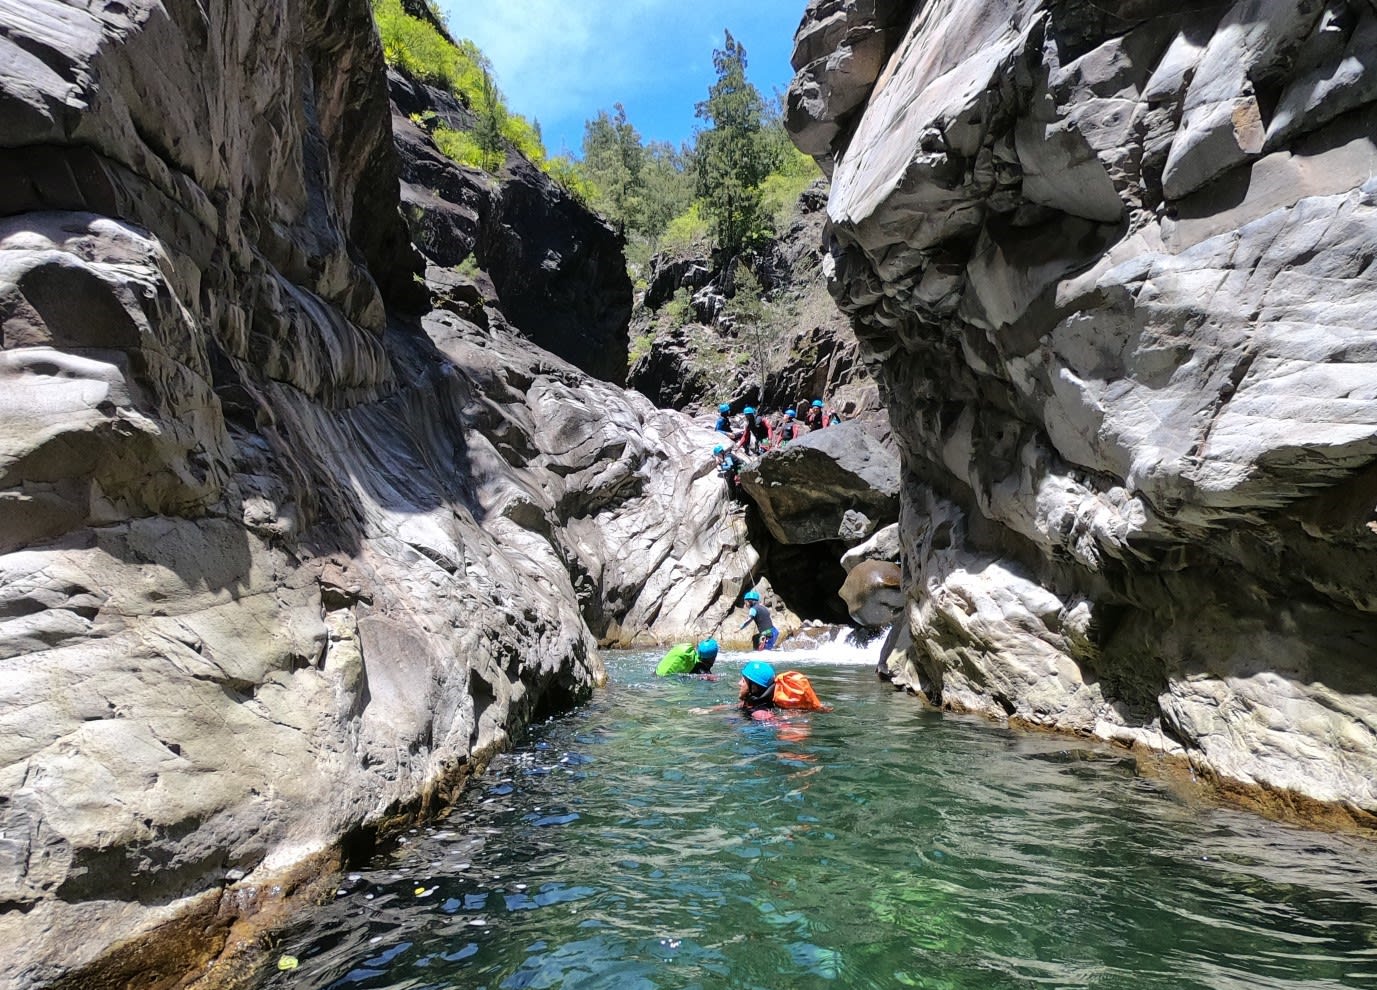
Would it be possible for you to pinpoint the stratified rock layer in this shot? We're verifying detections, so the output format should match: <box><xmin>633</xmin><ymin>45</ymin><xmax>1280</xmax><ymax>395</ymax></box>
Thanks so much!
<box><xmin>789</xmin><ymin>0</ymin><xmax>1377</xmax><ymax>823</ymax></box>
<box><xmin>0</xmin><ymin>2</ymin><xmax>748</xmax><ymax>986</ymax></box>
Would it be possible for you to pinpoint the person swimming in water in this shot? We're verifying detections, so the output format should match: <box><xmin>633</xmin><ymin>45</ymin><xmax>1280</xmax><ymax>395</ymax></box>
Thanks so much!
<box><xmin>656</xmin><ymin>638</ymin><xmax>718</xmax><ymax>677</ymax></box>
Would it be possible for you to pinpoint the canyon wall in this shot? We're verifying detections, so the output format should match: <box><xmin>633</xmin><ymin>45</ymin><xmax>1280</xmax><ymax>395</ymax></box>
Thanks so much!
<box><xmin>789</xmin><ymin>0</ymin><xmax>1377</xmax><ymax>826</ymax></box>
<box><xmin>0</xmin><ymin>2</ymin><xmax>752</xmax><ymax>986</ymax></box>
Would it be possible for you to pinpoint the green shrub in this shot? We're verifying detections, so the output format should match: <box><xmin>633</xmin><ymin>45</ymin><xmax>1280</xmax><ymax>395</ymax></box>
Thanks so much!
<box><xmin>760</xmin><ymin>169</ymin><xmax>817</xmax><ymax>230</ymax></box>
<box><xmin>664</xmin><ymin>287</ymin><xmax>693</xmax><ymax>325</ymax></box>
<box><xmin>433</xmin><ymin>125</ymin><xmax>501</xmax><ymax>172</ymax></box>
<box><xmin>501</xmin><ymin>114</ymin><xmax>545</xmax><ymax>166</ymax></box>
<box><xmin>628</xmin><ymin>331</ymin><xmax>655</xmax><ymax>365</ymax></box>
<box><xmin>545</xmin><ymin>155</ymin><xmax>598</xmax><ymax>205</ymax></box>
<box><xmin>372</xmin><ymin>0</ymin><xmax>487</xmax><ymax>103</ymax></box>
<box><xmin>659</xmin><ymin>203</ymin><xmax>711</xmax><ymax>257</ymax></box>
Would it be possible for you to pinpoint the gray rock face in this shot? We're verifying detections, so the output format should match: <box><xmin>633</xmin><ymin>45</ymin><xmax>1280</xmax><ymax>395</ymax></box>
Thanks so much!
<box><xmin>0</xmin><ymin>2</ymin><xmax>745</xmax><ymax>986</ymax></box>
<box><xmin>787</xmin><ymin>0</ymin><xmax>913</xmax><ymax>162</ymax></box>
<box><xmin>789</xmin><ymin>0</ymin><xmax>1377</xmax><ymax>823</ymax></box>
<box><xmin>391</xmin><ymin>78</ymin><xmax>633</xmax><ymax>385</ymax></box>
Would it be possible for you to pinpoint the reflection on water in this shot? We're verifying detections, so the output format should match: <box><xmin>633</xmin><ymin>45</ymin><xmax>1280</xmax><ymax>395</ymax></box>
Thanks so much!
<box><xmin>255</xmin><ymin>650</ymin><xmax>1377</xmax><ymax>990</ymax></box>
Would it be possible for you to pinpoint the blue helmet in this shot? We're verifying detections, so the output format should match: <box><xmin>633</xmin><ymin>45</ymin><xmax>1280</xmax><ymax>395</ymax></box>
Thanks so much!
<box><xmin>713</xmin><ymin>444</ymin><xmax>726</xmax><ymax>455</ymax></box>
<box><xmin>697</xmin><ymin>638</ymin><xmax>718</xmax><ymax>660</ymax></box>
<box><xmin>811</xmin><ymin>399</ymin><xmax>824</xmax><ymax>407</ymax></box>
<box><xmin>718</xmin><ymin>403</ymin><xmax>730</xmax><ymax>414</ymax></box>
<box><xmin>743</xmin><ymin>590</ymin><xmax>760</xmax><ymax>602</ymax></box>
<box><xmin>743</xmin><ymin>406</ymin><xmax>756</xmax><ymax>415</ymax></box>
<box><xmin>785</xmin><ymin>408</ymin><xmax>796</xmax><ymax>418</ymax></box>
<box><xmin>742</xmin><ymin>660</ymin><xmax>775</xmax><ymax>688</ymax></box>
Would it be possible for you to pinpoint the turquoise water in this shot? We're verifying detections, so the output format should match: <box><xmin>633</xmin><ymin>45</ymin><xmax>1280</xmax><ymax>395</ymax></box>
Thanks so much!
<box><xmin>258</xmin><ymin>648</ymin><xmax>1377</xmax><ymax>990</ymax></box>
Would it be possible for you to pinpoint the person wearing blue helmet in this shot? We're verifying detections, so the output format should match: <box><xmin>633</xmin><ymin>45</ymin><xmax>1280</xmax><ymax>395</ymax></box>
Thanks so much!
<box><xmin>713</xmin><ymin>443</ymin><xmax>741</xmax><ymax>491</ymax></box>
<box><xmin>804</xmin><ymin>398</ymin><xmax>827</xmax><ymax>431</ymax></box>
<box><xmin>735</xmin><ymin>405</ymin><xmax>773</xmax><ymax>455</ymax></box>
<box><xmin>737</xmin><ymin>589</ymin><xmax>778</xmax><ymax>650</ymax></box>
<box><xmin>656</xmin><ymin>638</ymin><xmax>719</xmax><ymax>677</ymax></box>
<box><xmin>714</xmin><ymin>403</ymin><xmax>733</xmax><ymax>434</ymax></box>
<box><xmin>776</xmin><ymin>408</ymin><xmax>799</xmax><ymax>444</ymax></box>
<box><xmin>738</xmin><ymin>659</ymin><xmax>776</xmax><ymax>713</ymax></box>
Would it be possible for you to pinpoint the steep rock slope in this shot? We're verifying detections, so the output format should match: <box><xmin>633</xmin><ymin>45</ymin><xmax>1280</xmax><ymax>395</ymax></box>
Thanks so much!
<box><xmin>0</xmin><ymin>2</ymin><xmax>748</xmax><ymax>987</ymax></box>
<box><xmin>789</xmin><ymin>0</ymin><xmax>1377</xmax><ymax>825</ymax></box>
<box><xmin>628</xmin><ymin>185</ymin><xmax>873</xmax><ymax>414</ymax></box>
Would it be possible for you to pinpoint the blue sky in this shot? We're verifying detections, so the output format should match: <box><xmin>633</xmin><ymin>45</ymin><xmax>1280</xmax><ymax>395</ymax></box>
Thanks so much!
<box><xmin>436</xmin><ymin>0</ymin><xmax>809</xmax><ymax>159</ymax></box>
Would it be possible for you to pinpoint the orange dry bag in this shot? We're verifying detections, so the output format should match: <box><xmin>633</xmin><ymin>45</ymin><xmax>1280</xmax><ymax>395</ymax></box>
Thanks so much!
<box><xmin>772</xmin><ymin>671</ymin><xmax>828</xmax><ymax>711</ymax></box>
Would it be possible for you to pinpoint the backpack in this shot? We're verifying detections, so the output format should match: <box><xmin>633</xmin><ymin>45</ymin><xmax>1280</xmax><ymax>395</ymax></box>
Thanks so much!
<box><xmin>773</xmin><ymin>671</ymin><xmax>827</xmax><ymax>711</ymax></box>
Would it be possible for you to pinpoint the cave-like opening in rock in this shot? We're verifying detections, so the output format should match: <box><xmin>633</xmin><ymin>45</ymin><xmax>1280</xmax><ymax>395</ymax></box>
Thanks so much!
<box><xmin>755</xmin><ymin>535</ymin><xmax>852</xmax><ymax>626</ymax></box>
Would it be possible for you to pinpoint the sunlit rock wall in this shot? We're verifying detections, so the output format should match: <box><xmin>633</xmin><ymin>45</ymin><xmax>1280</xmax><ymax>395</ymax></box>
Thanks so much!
<box><xmin>0</xmin><ymin>1</ymin><xmax>750</xmax><ymax>986</ymax></box>
<box><xmin>789</xmin><ymin>0</ymin><xmax>1377</xmax><ymax>824</ymax></box>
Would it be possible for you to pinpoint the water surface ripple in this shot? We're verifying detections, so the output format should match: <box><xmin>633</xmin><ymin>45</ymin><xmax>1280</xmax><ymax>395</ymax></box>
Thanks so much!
<box><xmin>258</xmin><ymin>651</ymin><xmax>1377</xmax><ymax>989</ymax></box>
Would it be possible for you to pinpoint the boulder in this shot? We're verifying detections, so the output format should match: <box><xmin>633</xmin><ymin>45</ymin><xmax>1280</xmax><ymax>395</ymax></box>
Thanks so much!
<box><xmin>738</xmin><ymin>421</ymin><xmax>900</xmax><ymax>545</ymax></box>
<box><xmin>839</xmin><ymin>558</ymin><xmax>903</xmax><ymax>626</ymax></box>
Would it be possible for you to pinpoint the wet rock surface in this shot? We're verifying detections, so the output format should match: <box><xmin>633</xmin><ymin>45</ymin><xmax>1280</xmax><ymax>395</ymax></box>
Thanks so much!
<box><xmin>0</xmin><ymin>2</ymin><xmax>746</xmax><ymax>986</ymax></box>
<box><xmin>788</xmin><ymin>0</ymin><xmax>1377</xmax><ymax>823</ymax></box>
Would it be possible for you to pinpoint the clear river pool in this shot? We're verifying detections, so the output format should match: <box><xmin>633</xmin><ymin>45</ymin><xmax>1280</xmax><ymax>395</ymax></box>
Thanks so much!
<box><xmin>254</xmin><ymin>646</ymin><xmax>1377</xmax><ymax>990</ymax></box>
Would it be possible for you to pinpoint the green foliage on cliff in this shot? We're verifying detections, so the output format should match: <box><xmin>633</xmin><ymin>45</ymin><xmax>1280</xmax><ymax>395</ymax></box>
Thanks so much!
<box><xmin>567</xmin><ymin>35</ymin><xmax>818</xmax><ymax>269</ymax></box>
<box><xmin>373</xmin><ymin>0</ymin><xmax>580</xmax><ymax>191</ymax></box>
<box><xmin>433</xmin><ymin>125</ymin><xmax>500</xmax><ymax>173</ymax></box>
<box><xmin>373</xmin><ymin>0</ymin><xmax>489</xmax><ymax>101</ymax></box>
<box><xmin>760</xmin><ymin>143</ymin><xmax>820</xmax><ymax>228</ymax></box>
<box><xmin>658</xmin><ymin>202</ymin><xmax>711</xmax><ymax>256</ymax></box>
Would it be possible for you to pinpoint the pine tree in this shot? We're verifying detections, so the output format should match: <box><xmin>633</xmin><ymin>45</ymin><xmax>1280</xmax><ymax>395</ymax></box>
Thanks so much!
<box><xmin>474</xmin><ymin>67</ymin><xmax>506</xmax><ymax>172</ymax></box>
<box><xmin>694</xmin><ymin>31</ymin><xmax>773</xmax><ymax>256</ymax></box>
<box><xmin>581</xmin><ymin>104</ymin><xmax>645</xmax><ymax>234</ymax></box>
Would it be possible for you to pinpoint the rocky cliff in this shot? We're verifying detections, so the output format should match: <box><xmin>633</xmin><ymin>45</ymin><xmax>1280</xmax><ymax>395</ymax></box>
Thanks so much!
<box><xmin>789</xmin><ymin>0</ymin><xmax>1377</xmax><ymax>827</ymax></box>
<box><xmin>0</xmin><ymin>2</ymin><xmax>753</xmax><ymax>986</ymax></box>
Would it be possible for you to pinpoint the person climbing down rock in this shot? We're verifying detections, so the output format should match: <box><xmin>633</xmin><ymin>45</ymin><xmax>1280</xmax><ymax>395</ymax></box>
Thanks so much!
<box><xmin>735</xmin><ymin>406</ymin><xmax>773</xmax><ymax>455</ymax></box>
<box><xmin>737</xmin><ymin>661</ymin><xmax>832</xmax><ymax>720</ymax></box>
<box><xmin>714</xmin><ymin>444</ymin><xmax>741</xmax><ymax>491</ymax></box>
<box><xmin>738</xmin><ymin>589</ymin><xmax>777</xmax><ymax>650</ymax></box>
<box><xmin>777</xmin><ymin>408</ymin><xmax>800</xmax><ymax>444</ymax></box>
<box><xmin>714</xmin><ymin>403</ymin><xmax>733</xmax><ymax>434</ymax></box>
<box><xmin>656</xmin><ymin>639</ymin><xmax>719</xmax><ymax>677</ymax></box>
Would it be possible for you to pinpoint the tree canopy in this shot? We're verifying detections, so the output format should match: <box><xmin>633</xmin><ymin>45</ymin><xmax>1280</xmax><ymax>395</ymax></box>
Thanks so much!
<box><xmin>693</xmin><ymin>31</ymin><xmax>774</xmax><ymax>256</ymax></box>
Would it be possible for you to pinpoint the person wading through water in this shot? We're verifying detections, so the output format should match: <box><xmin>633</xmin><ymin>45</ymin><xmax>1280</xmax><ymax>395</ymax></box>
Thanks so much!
<box><xmin>737</xmin><ymin>589</ymin><xmax>778</xmax><ymax>650</ymax></box>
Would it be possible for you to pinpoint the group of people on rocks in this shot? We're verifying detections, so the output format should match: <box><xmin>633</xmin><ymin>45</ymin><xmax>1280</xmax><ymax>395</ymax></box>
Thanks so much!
<box><xmin>654</xmin><ymin>588</ymin><xmax>831</xmax><ymax>720</ymax></box>
<box><xmin>712</xmin><ymin>398</ymin><xmax>841</xmax><ymax>491</ymax></box>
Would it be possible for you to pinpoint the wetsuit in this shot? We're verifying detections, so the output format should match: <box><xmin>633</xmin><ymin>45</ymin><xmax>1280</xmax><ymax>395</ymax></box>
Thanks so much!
<box><xmin>715</xmin><ymin>413</ymin><xmax>732</xmax><ymax>434</ymax></box>
<box><xmin>741</xmin><ymin>603</ymin><xmax>778</xmax><ymax>650</ymax></box>
<box><xmin>740</xmin><ymin>681</ymin><xmax>776</xmax><ymax>713</ymax></box>
<box><xmin>716</xmin><ymin>453</ymin><xmax>741</xmax><ymax>487</ymax></box>
<box><xmin>777</xmin><ymin>419</ymin><xmax>799</xmax><ymax>443</ymax></box>
<box><xmin>736</xmin><ymin>415</ymin><xmax>762</xmax><ymax>454</ymax></box>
